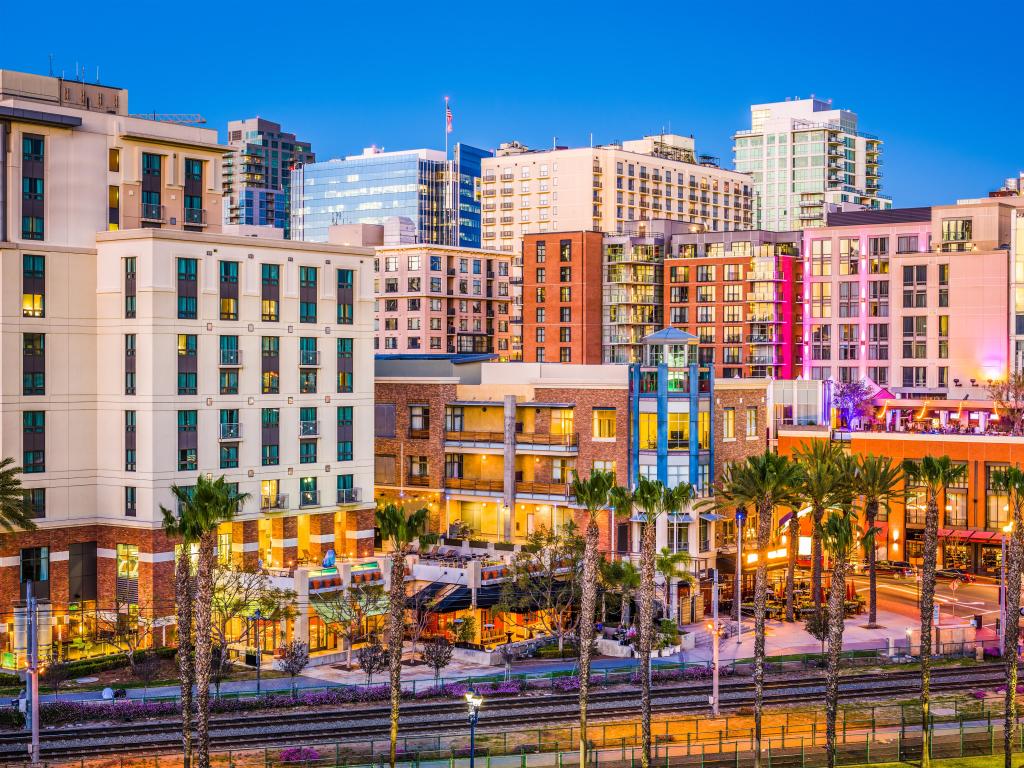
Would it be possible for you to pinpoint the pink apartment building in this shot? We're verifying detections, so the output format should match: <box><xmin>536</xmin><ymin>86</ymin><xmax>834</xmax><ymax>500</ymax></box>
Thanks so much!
<box><xmin>370</xmin><ymin>243</ymin><xmax>514</xmax><ymax>358</ymax></box>
<box><xmin>801</xmin><ymin>202</ymin><xmax>1017</xmax><ymax>397</ymax></box>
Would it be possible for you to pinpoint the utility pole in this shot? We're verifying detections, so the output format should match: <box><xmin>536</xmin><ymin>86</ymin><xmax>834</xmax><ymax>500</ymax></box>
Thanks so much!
<box><xmin>26</xmin><ymin>580</ymin><xmax>39</xmax><ymax>764</ymax></box>
<box><xmin>710</xmin><ymin>569</ymin><xmax>720</xmax><ymax>716</ymax></box>
<box><xmin>735</xmin><ymin>508</ymin><xmax>746</xmax><ymax>646</ymax></box>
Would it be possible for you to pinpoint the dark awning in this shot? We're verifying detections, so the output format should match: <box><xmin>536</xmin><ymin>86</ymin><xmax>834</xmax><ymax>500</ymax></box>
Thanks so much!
<box><xmin>434</xmin><ymin>585</ymin><xmax>473</xmax><ymax>613</ymax></box>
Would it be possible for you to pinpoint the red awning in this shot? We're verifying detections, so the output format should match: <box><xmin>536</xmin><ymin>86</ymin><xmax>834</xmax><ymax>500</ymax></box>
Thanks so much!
<box><xmin>938</xmin><ymin>529</ymin><xmax>1000</xmax><ymax>543</ymax></box>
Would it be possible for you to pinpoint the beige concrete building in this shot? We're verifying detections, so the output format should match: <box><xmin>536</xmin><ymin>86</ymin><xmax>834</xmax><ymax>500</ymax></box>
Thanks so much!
<box><xmin>479</xmin><ymin>135</ymin><xmax>754</xmax><ymax>253</ymax></box>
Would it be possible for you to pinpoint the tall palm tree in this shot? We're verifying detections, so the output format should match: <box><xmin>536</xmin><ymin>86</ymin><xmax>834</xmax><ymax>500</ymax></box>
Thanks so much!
<box><xmin>902</xmin><ymin>456</ymin><xmax>966</xmax><ymax>768</ymax></box>
<box><xmin>655</xmin><ymin>547</ymin><xmax>693</xmax><ymax>623</ymax></box>
<box><xmin>818</xmin><ymin>508</ymin><xmax>868</xmax><ymax>768</ymax></box>
<box><xmin>853</xmin><ymin>455</ymin><xmax>904</xmax><ymax>627</ymax></box>
<box><xmin>376</xmin><ymin>503</ymin><xmax>436</xmax><ymax>768</ymax></box>
<box><xmin>162</xmin><ymin>476</ymin><xmax>248</xmax><ymax>768</ymax></box>
<box><xmin>991</xmin><ymin>467</ymin><xmax>1024</xmax><ymax>768</ymax></box>
<box><xmin>0</xmin><ymin>457</ymin><xmax>36</xmax><ymax>536</ymax></box>
<box><xmin>629</xmin><ymin>476</ymin><xmax>661</xmax><ymax>768</ymax></box>
<box><xmin>568</xmin><ymin>469</ymin><xmax>614</xmax><ymax>768</ymax></box>
<box><xmin>705</xmin><ymin>452</ymin><xmax>802</xmax><ymax>768</ymax></box>
<box><xmin>794</xmin><ymin>441</ymin><xmax>851</xmax><ymax>608</ymax></box>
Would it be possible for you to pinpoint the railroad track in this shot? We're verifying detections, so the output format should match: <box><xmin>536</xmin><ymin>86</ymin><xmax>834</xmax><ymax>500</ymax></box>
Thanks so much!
<box><xmin>0</xmin><ymin>664</ymin><xmax>1006</xmax><ymax>761</ymax></box>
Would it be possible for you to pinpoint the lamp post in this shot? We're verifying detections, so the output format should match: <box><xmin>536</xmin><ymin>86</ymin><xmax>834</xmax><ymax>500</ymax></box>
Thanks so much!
<box><xmin>250</xmin><ymin>608</ymin><xmax>263</xmax><ymax>695</ymax></box>
<box><xmin>1000</xmin><ymin>523</ymin><xmax>1013</xmax><ymax>656</ymax></box>
<box><xmin>707</xmin><ymin>568</ymin><xmax>721</xmax><ymax>716</ymax></box>
<box><xmin>465</xmin><ymin>692</ymin><xmax>483</xmax><ymax>768</ymax></box>
<box><xmin>735</xmin><ymin>507</ymin><xmax>746</xmax><ymax>646</ymax></box>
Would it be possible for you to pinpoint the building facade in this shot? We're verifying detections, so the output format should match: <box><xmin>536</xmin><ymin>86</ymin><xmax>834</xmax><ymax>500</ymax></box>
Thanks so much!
<box><xmin>291</xmin><ymin>143</ymin><xmax>491</xmax><ymax>248</ymax></box>
<box><xmin>372</xmin><ymin>244</ymin><xmax>514</xmax><ymax>357</ymax></box>
<box><xmin>480</xmin><ymin>135</ymin><xmax>754</xmax><ymax>253</ymax></box>
<box><xmin>733</xmin><ymin>98</ymin><xmax>890</xmax><ymax>231</ymax></box>
<box><xmin>800</xmin><ymin>203</ymin><xmax>1015</xmax><ymax>397</ymax></box>
<box><xmin>223</xmin><ymin>117</ymin><xmax>314</xmax><ymax>238</ymax></box>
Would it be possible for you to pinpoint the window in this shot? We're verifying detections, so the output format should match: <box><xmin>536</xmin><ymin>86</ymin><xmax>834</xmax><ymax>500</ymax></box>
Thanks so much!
<box><xmin>746</xmin><ymin>407</ymin><xmax>758</xmax><ymax>438</ymax></box>
<box><xmin>22</xmin><ymin>255</ymin><xmax>44</xmax><ymax>318</ymax></box>
<box><xmin>262</xmin><ymin>264</ymin><xmax>280</xmax><ymax>321</ymax></box>
<box><xmin>219</xmin><ymin>261</ymin><xmax>239</xmax><ymax>320</ymax></box>
<box><xmin>897</xmin><ymin>235</ymin><xmax>919</xmax><ymax>254</ymax></box>
<box><xmin>810</xmin><ymin>240</ymin><xmax>832</xmax><ymax>276</ymax></box>
<box><xmin>23</xmin><ymin>333</ymin><xmax>45</xmax><ymax>396</ymax></box>
<box><xmin>177</xmin><ymin>258</ymin><xmax>197</xmax><ymax>319</ymax></box>
<box><xmin>868</xmin><ymin>324</ymin><xmax>889</xmax><ymax>360</ymax></box>
<box><xmin>560</xmin><ymin>240</ymin><xmax>572</xmax><ymax>261</ymax></box>
<box><xmin>220</xmin><ymin>444</ymin><xmax>239</xmax><ymax>469</ymax></box>
<box><xmin>559</xmin><ymin>347</ymin><xmax>571</xmax><ymax>362</ymax></box>
<box><xmin>21</xmin><ymin>547</ymin><xmax>48</xmax><ymax>584</ymax></box>
<box><xmin>337</xmin><ymin>440</ymin><xmax>354</xmax><ymax>462</ymax></box>
<box><xmin>810</xmin><ymin>283</ymin><xmax>831</xmax><ymax>318</ymax></box>
<box><xmin>868</xmin><ymin>280</ymin><xmax>889</xmax><ymax>318</ymax></box>
<box><xmin>592</xmin><ymin>409</ymin><xmax>616</xmax><ymax>439</ymax></box>
<box><xmin>838</xmin><ymin>324</ymin><xmax>858</xmax><ymax>361</ymax></box>
<box><xmin>23</xmin><ymin>489</ymin><xmax>45</xmax><ymax>520</ymax></box>
<box><xmin>839</xmin><ymin>238</ymin><xmax>859</xmax><ymax>275</ymax></box>
<box><xmin>938</xmin><ymin>263</ymin><xmax>949</xmax><ymax>308</ymax></box>
<box><xmin>559</xmin><ymin>287</ymin><xmax>571</xmax><ymax>302</ymax></box>
<box><xmin>125</xmin><ymin>487</ymin><xmax>137</xmax><ymax>517</ymax></box>
<box><xmin>902</xmin><ymin>265</ymin><xmax>927</xmax><ymax>308</ymax></box>
<box><xmin>116</xmin><ymin>543</ymin><xmax>139</xmax><ymax>582</ymax></box>
<box><xmin>300</xmin><ymin>441</ymin><xmax>317</xmax><ymax>464</ymax></box>
<box><xmin>722</xmin><ymin>408</ymin><xmax>735</xmax><ymax>440</ymax></box>
<box><xmin>941</xmin><ymin>218</ymin><xmax>972</xmax><ymax>244</ymax></box>
<box><xmin>902</xmin><ymin>366</ymin><xmax>927</xmax><ymax>388</ymax></box>
<box><xmin>299</xmin><ymin>266</ymin><xmax>317</xmax><ymax>323</ymax></box>
<box><xmin>23</xmin><ymin>411</ymin><xmax>45</xmax><ymax>473</ymax></box>
<box><xmin>124</xmin><ymin>257</ymin><xmax>136</xmax><ymax>317</ymax></box>
<box><xmin>987</xmin><ymin>465</ymin><xmax>1010</xmax><ymax>529</ymax></box>
<box><xmin>902</xmin><ymin>316</ymin><xmax>927</xmax><ymax>359</ymax></box>
<box><xmin>337</xmin><ymin>269</ymin><xmax>354</xmax><ymax>324</ymax></box>
<box><xmin>262</xmin><ymin>444</ymin><xmax>279</xmax><ymax>467</ymax></box>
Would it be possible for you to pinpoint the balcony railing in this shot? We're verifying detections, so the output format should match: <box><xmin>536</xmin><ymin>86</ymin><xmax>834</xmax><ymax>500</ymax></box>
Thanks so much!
<box><xmin>515</xmin><ymin>481</ymin><xmax>571</xmax><ymax>498</ymax></box>
<box><xmin>409</xmin><ymin>427</ymin><xmax>430</xmax><ymax>439</ymax></box>
<box><xmin>516</xmin><ymin>432</ymin><xmax>579</xmax><ymax>448</ymax></box>
<box><xmin>300</xmin><ymin>420</ymin><xmax>320</xmax><ymax>437</ymax></box>
<box><xmin>299</xmin><ymin>490</ymin><xmax>320</xmax><ymax>508</ymax></box>
<box><xmin>141</xmin><ymin>203</ymin><xmax>165</xmax><ymax>222</ymax></box>
<box><xmin>261</xmin><ymin>493</ymin><xmax>289</xmax><ymax>511</ymax></box>
<box><xmin>406</xmin><ymin>475</ymin><xmax>430</xmax><ymax>487</ymax></box>
<box><xmin>219</xmin><ymin>423</ymin><xmax>241</xmax><ymax>441</ymax></box>
<box><xmin>184</xmin><ymin>208</ymin><xmax>207</xmax><ymax>226</ymax></box>
<box><xmin>445</xmin><ymin>430</ymin><xmax>504</xmax><ymax>444</ymax></box>
<box><xmin>219</xmin><ymin>349</ymin><xmax>242</xmax><ymax>367</ymax></box>
<box><xmin>337</xmin><ymin>487</ymin><xmax>362</xmax><ymax>504</ymax></box>
<box><xmin>299</xmin><ymin>350</ymin><xmax>321</xmax><ymax>367</ymax></box>
<box><xmin>445</xmin><ymin>477</ymin><xmax>504</xmax><ymax>493</ymax></box>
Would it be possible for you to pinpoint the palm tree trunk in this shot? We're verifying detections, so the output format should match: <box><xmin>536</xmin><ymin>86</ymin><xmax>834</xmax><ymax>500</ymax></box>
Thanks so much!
<box><xmin>637</xmin><ymin>519</ymin><xmax>658</xmax><ymax>768</ymax></box>
<box><xmin>812</xmin><ymin>505</ymin><xmax>824</xmax><ymax>608</ymax></box>
<box><xmin>785</xmin><ymin>514</ymin><xmax>799</xmax><ymax>622</ymax></box>
<box><xmin>866</xmin><ymin>502</ymin><xmax>879</xmax><ymax>627</ymax></box>
<box><xmin>387</xmin><ymin>551</ymin><xmax>407</xmax><ymax>768</ymax></box>
<box><xmin>919</xmin><ymin>494</ymin><xmax>940</xmax><ymax>768</ymax></box>
<box><xmin>193</xmin><ymin>532</ymin><xmax>215</xmax><ymax>768</ymax></box>
<box><xmin>752</xmin><ymin>500</ymin><xmax>772</xmax><ymax>768</ymax></box>
<box><xmin>174</xmin><ymin>546</ymin><xmax>194</xmax><ymax>768</ymax></box>
<box><xmin>1004</xmin><ymin>517</ymin><xmax>1024</xmax><ymax>768</ymax></box>
<box><xmin>824</xmin><ymin>556</ymin><xmax>848</xmax><ymax>768</ymax></box>
<box><xmin>578</xmin><ymin>518</ymin><xmax>600</xmax><ymax>768</ymax></box>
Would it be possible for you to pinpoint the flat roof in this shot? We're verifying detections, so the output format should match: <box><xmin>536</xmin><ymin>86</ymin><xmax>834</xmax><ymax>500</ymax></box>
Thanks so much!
<box><xmin>825</xmin><ymin>207</ymin><xmax>932</xmax><ymax>227</ymax></box>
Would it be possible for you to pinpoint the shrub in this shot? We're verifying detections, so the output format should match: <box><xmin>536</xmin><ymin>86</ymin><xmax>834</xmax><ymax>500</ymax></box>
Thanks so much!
<box><xmin>551</xmin><ymin>675</ymin><xmax>580</xmax><ymax>693</ymax></box>
<box><xmin>280</xmin><ymin>746</ymin><xmax>320</xmax><ymax>763</ymax></box>
<box><xmin>0</xmin><ymin>707</ymin><xmax>25</xmax><ymax>729</ymax></box>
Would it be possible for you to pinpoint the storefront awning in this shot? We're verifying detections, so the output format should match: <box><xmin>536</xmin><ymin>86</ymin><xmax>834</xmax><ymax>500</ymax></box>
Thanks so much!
<box><xmin>700</xmin><ymin>513</ymin><xmax>723</xmax><ymax>522</ymax></box>
<box><xmin>938</xmin><ymin>528</ymin><xmax>1001</xmax><ymax>542</ymax></box>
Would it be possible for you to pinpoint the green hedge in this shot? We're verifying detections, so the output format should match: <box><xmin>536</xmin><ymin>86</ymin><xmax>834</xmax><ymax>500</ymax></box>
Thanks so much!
<box><xmin>0</xmin><ymin>708</ymin><xmax>24</xmax><ymax>728</ymax></box>
<box><xmin>0</xmin><ymin>672</ymin><xmax>20</xmax><ymax>688</ymax></box>
<box><xmin>59</xmin><ymin>647</ymin><xmax>177</xmax><ymax>677</ymax></box>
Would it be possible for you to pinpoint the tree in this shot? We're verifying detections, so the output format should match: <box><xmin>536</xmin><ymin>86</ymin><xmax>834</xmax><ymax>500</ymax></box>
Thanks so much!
<box><xmin>853</xmin><ymin>455</ymin><xmax>904</xmax><ymax>627</ymax></box>
<box><xmin>804</xmin><ymin>607</ymin><xmax>829</xmax><ymax>660</ymax></box>
<box><xmin>655</xmin><ymin>547</ymin><xmax>693</xmax><ymax>623</ymax></box>
<box><xmin>794</xmin><ymin>441</ymin><xmax>853</xmax><ymax>609</ymax></box>
<box><xmin>132</xmin><ymin>654</ymin><xmax>161</xmax><ymax>703</ymax></box>
<box><xmin>356</xmin><ymin>635</ymin><xmax>388</xmax><ymax>684</ymax></box>
<box><xmin>209</xmin><ymin>645</ymin><xmax>234</xmax><ymax>699</ymax></box>
<box><xmin>990</xmin><ymin>467</ymin><xmax>1024</xmax><ymax>768</ymax></box>
<box><xmin>376</xmin><ymin>502</ymin><xmax>436</xmax><ymax>768</ymax></box>
<box><xmin>161</xmin><ymin>475</ymin><xmax>249</xmax><ymax>768</ymax></box>
<box><xmin>498</xmin><ymin>524</ymin><xmax>585</xmax><ymax>654</ymax></box>
<box><xmin>819</xmin><ymin>509</ymin><xmax>867</xmax><ymax>768</ymax></box>
<box><xmin>599</xmin><ymin>557</ymin><xmax>640</xmax><ymax>626</ymax></box>
<box><xmin>902</xmin><ymin>456</ymin><xmax>966</xmax><ymax>768</ymax></box>
<box><xmin>703</xmin><ymin>452</ymin><xmax>802</xmax><ymax>768</ymax></box>
<box><xmin>422</xmin><ymin>636</ymin><xmax>453</xmax><ymax>686</ymax></box>
<box><xmin>93</xmin><ymin>596</ymin><xmax>157</xmax><ymax>673</ymax></box>
<box><xmin>989</xmin><ymin>373</ymin><xmax>1024</xmax><ymax>436</ymax></box>
<box><xmin>161</xmin><ymin>510</ymin><xmax>196</xmax><ymax>768</ymax></box>
<box><xmin>0</xmin><ymin>457</ymin><xmax>36</xmax><ymax>538</ymax></box>
<box><xmin>276</xmin><ymin>640</ymin><xmax>310</xmax><ymax>697</ymax></box>
<box><xmin>832</xmin><ymin>378</ymin><xmax>874</xmax><ymax>430</ymax></box>
<box><xmin>568</xmin><ymin>468</ymin><xmax>614</xmax><ymax>768</ymax></box>
<box><xmin>41</xmin><ymin>660</ymin><xmax>71</xmax><ymax>700</ymax></box>
<box><xmin>311</xmin><ymin>583</ymin><xmax>385</xmax><ymax>669</ymax></box>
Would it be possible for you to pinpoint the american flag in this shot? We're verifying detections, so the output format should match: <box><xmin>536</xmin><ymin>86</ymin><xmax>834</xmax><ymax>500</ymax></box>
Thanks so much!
<box><xmin>445</xmin><ymin>98</ymin><xmax>453</xmax><ymax>134</ymax></box>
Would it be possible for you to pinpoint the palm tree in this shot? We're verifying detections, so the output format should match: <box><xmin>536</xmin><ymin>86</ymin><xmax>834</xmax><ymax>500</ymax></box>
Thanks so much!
<box><xmin>376</xmin><ymin>502</ymin><xmax>436</xmax><ymax>768</ymax></box>
<box><xmin>0</xmin><ymin>457</ymin><xmax>36</xmax><ymax>536</ymax></box>
<box><xmin>161</xmin><ymin>476</ymin><xmax>248</xmax><ymax>768</ymax></box>
<box><xmin>990</xmin><ymin>467</ymin><xmax>1024</xmax><ymax>768</ymax></box>
<box><xmin>705</xmin><ymin>452</ymin><xmax>802</xmax><ymax>768</ymax></box>
<box><xmin>599</xmin><ymin>557</ymin><xmax>640</xmax><ymax>626</ymax></box>
<box><xmin>818</xmin><ymin>508</ymin><xmax>868</xmax><ymax>768</ymax></box>
<box><xmin>853</xmin><ymin>455</ymin><xmax>904</xmax><ymax>627</ymax></box>
<box><xmin>902</xmin><ymin>456</ymin><xmax>966</xmax><ymax>768</ymax></box>
<box><xmin>794</xmin><ymin>441</ymin><xmax>851</xmax><ymax>609</ymax></box>
<box><xmin>655</xmin><ymin>547</ymin><xmax>692</xmax><ymax>623</ymax></box>
<box><xmin>568</xmin><ymin>469</ymin><xmax>614</xmax><ymax>768</ymax></box>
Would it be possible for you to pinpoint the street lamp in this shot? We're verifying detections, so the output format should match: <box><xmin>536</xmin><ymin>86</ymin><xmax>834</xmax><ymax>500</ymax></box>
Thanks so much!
<box><xmin>465</xmin><ymin>692</ymin><xmax>483</xmax><ymax>768</ymax></box>
<box><xmin>250</xmin><ymin>608</ymin><xmax>263</xmax><ymax>695</ymax></box>
<box><xmin>734</xmin><ymin>507</ymin><xmax>746</xmax><ymax>646</ymax></box>
<box><xmin>1000</xmin><ymin>522</ymin><xmax>1013</xmax><ymax>656</ymax></box>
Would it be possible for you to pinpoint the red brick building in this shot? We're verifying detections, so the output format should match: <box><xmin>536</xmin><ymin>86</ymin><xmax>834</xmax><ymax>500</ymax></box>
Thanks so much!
<box><xmin>521</xmin><ymin>231</ymin><xmax>605</xmax><ymax>364</ymax></box>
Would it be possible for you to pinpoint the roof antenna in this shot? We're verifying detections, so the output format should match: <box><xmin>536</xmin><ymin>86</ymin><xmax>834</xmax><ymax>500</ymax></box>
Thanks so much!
<box><xmin>48</xmin><ymin>54</ymin><xmax>53</xmax><ymax>77</ymax></box>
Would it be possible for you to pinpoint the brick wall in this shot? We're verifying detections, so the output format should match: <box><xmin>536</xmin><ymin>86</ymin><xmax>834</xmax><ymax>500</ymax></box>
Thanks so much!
<box><xmin>713</xmin><ymin>384</ymin><xmax>770</xmax><ymax>480</ymax></box>
<box><xmin>374</xmin><ymin>381</ymin><xmax>458</xmax><ymax>491</ymax></box>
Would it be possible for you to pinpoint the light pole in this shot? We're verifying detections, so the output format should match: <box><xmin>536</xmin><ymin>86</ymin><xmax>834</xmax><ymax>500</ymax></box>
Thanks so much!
<box><xmin>735</xmin><ymin>507</ymin><xmax>746</xmax><ymax>646</ymax></box>
<box><xmin>250</xmin><ymin>608</ymin><xmax>263</xmax><ymax>695</ymax></box>
<box><xmin>26</xmin><ymin>581</ymin><xmax>39</xmax><ymax>765</ymax></box>
<box><xmin>465</xmin><ymin>692</ymin><xmax>483</xmax><ymax>768</ymax></box>
<box><xmin>1000</xmin><ymin>523</ymin><xmax>1013</xmax><ymax>656</ymax></box>
<box><xmin>707</xmin><ymin>568</ymin><xmax>721</xmax><ymax>716</ymax></box>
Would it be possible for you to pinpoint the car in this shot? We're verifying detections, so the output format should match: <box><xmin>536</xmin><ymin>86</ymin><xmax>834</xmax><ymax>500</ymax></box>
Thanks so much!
<box><xmin>937</xmin><ymin>568</ymin><xmax>976</xmax><ymax>583</ymax></box>
<box><xmin>875</xmin><ymin>560</ymin><xmax>915</xmax><ymax>578</ymax></box>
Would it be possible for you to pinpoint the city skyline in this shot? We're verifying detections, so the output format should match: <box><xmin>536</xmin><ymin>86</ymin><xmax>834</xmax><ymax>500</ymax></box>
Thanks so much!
<box><xmin>4</xmin><ymin>0</ymin><xmax>1021</xmax><ymax>211</ymax></box>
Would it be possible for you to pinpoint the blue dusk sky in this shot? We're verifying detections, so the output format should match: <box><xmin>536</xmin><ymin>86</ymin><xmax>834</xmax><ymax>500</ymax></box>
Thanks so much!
<box><xmin>4</xmin><ymin>0</ymin><xmax>1021</xmax><ymax>207</ymax></box>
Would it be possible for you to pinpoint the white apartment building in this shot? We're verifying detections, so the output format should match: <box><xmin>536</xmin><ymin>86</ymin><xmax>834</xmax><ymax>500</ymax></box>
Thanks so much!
<box><xmin>0</xmin><ymin>69</ymin><xmax>375</xmax><ymax>664</ymax></box>
<box><xmin>480</xmin><ymin>134</ymin><xmax>754</xmax><ymax>253</ymax></box>
<box><xmin>732</xmin><ymin>98</ymin><xmax>891</xmax><ymax>231</ymax></box>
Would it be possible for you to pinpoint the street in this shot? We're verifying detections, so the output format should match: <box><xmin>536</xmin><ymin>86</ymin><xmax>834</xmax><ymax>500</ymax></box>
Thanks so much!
<box><xmin>849</xmin><ymin>572</ymin><xmax>1001</xmax><ymax>626</ymax></box>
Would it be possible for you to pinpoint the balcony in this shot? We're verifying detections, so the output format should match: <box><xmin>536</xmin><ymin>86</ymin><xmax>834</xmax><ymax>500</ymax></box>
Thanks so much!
<box><xmin>299</xmin><ymin>350</ymin><xmax>321</xmax><ymax>367</ymax></box>
<box><xmin>445</xmin><ymin>477</ymin><xmax>504</xmax><ymax>493</ymax></box>
<box><xmin>515</xmin><ymin>432</ymin><xmax>579</xmax><ymax>451</ymax></box>
<box><xmin>300</xmin><ymin>420</ymin><xmax>320</xmax><ymax>437</ymax></box>
<box><xmin>261</xmin><ymin>493</ymin><xmax>289</xmax><ymax>512</ymax></box>
<box><xmin>445</xmin><ymin>430</ymin><xmax>504</xmax><ymax>446</ymax></box>
<box><xmin>515</xmin><ymin>481</ymin><xmax>571</xmax><ymax>499</ymax></box>
<box><xmin>219</xmin><ymin>423</ymin><xmax>242</xmax><ymax>441</ymax></box>
<box><xmin>337</xmin><ymin>487</ymin><xmax>362</xmax><ymax>504</ymax></box>
<box><xmin>219</xmin><ymin>349</ymin><xmax>242</xmax><ymax>367</ymax></box>
<box><xmin>409</xmin><ymin>427</ymin><xmax>430</xmax><ymax>439</ymax></box>
<box><xmin>406</xmin><ymin>475</ymin><xmax>430</xmax><ymax>487</ymax></box>
<box><xmin>299</xmin><ymin>490</ymin><xmax>320</xmax><ymax>508</ymax></box>
<box><xmin>184</xmin><ymin>208</ymin><xmax>207</xmax><ymax>226</ymax></box>
<box><xmin>141</xmin><ymin>203</ymin><xmax>165</xmax><ymax>223</ymax></box>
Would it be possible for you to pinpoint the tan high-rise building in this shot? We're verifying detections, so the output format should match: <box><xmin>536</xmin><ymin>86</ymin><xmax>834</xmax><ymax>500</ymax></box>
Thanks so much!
<box><xmin>479</xmin><ymin>135</ymin><xmax>755</xmax><ymax>253</ymax></box>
